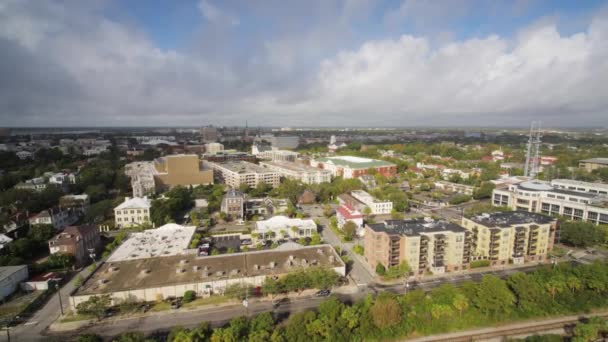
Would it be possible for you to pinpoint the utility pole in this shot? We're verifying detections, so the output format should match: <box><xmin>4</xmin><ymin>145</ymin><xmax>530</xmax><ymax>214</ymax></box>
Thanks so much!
<box><xmin>56</xmin><ymin>283</ymin><xmax>64</xmax><ymax>315</ymax></box>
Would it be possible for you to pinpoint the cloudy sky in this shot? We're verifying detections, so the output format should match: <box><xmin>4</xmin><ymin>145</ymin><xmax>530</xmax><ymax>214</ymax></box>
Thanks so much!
<box><xmin>1</xmin><ymin>0</ymin><xmax>607</xmax><ymax>127</ymax></box>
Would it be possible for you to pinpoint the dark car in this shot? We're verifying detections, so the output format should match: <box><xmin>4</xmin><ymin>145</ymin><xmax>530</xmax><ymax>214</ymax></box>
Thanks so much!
<box><xmin>272</xmin><ymin>297</ymin><xmax>291</xmax><ymax>308</ymax></box>
<box><xmin>315</xmin><ymin>289</ymin><xmax>331</xmax><ymax>297</ymax></box>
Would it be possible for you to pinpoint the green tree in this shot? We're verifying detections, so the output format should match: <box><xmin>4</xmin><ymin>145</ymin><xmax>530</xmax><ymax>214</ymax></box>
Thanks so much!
<box><xmin>375</xmin><ymin>263</ymin><xmax>386</xmax><ymax>276</ymax></box>
<box><xmin>559</xmin><ymin>221</ymin><xmax>602</xmax><ymax>247</ymax></box>
<box><xmin>473</xmin><ymin>275</ymin><xmax>515</xmax><ymax>317</ymax></box>
<box><xmin>342</xmin><ymin>221</ymin><xmax>357</xmax><ymax>241</ymax></box>
<box><xmin>310</xmin><ymin>232</ymin><xmax>322</xmax><ymax>245</ymax></box>
<box><xmin>384</xmin><ymin>261</ymin><xmax>410</xmax><ymax>279</ymax></box>
<box><xmin>77</xmin><ymin>334</ymin><xmax>103</xmax><ymax>342</ymax></box>
<box><xmin>370</xmin><ymin>293</ymin><xmax>401</xmax><ymax>328</ymax></box>
<box><xmin>452</xmin><ymin>293</ymin><xmax>469</xmax><ymax>317</ymax></box>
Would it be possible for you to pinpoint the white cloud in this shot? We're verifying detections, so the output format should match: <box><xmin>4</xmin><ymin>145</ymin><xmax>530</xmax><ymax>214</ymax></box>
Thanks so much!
<box><xmin>197</xmin><ymin>0</ymin><xmax>239</xmax><ymax>26</ymax></box>
<box><xmin>0</xmin><ymin>1</ymin><xmax>607</xmax><ymax>127</ymax></box>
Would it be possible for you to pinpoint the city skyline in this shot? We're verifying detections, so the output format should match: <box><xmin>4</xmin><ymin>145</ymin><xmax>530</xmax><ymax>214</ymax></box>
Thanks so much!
<box><xmin>1</xmin><ymin>0</ymin><xmax>607</xmax><ymax>127</ymax></box>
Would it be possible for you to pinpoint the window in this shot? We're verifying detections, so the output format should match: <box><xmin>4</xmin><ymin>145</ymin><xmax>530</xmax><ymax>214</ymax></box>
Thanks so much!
<box><xmin>563</xmin><ymin>207</ymin><xmax>573</xmax><ymax>215</ymax></box>
<box><xmin>588</xmin><ymin>212</ymin><xmax>599</xmax><ymax>221</ymax></box>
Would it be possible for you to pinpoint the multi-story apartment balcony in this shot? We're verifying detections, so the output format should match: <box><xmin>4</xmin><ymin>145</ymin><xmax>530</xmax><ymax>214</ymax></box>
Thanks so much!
<box><xmin>489</xmin><ymin>248</ymin><xmax>500</xmax><ymax>256</ymax></box>
<box><xmin>490</xmin><ymin>255</ymin><xmax>500</xmax><ymax>261</ymax></box>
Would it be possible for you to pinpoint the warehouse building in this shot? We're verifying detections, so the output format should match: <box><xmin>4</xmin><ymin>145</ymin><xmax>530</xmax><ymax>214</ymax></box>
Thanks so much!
<box><xmin>69</xmin><ymin>244</ymin><xmax>345</xmax><ymax>309</ymax></box>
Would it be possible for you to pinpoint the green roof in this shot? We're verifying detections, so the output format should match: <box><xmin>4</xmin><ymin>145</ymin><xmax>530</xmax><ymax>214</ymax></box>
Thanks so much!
<box><xmin>315</xmin><ymin>156</ymin><xmax>395</xmax><ymax>169</ymax></box>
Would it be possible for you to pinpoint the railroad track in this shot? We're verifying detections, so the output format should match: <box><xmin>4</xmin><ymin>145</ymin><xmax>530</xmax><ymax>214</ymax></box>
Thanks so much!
<box><xmin>414</xmin><ymin>312</ymin><xmax>608</xmax><ymax>342</ymax></box>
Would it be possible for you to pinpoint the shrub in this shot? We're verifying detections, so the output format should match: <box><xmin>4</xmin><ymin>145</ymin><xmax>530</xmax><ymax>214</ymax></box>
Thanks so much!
<box><xmin>376</xmin><ymin>263</ymin><xmax>386</xmax><ymax>276</ymax></box>
<box><xmin>470</xmin><ymin>260</ymin><xmax>491</xmax><ymax>268</ymax></box>
<box><xmin>183</xmin><ymin>290</ymin><xmax>196</xmax><ymax>303</ymax></box>
<box><xmin>353</xmin><ymin>245</ymin><xmax>364</xmax><ymax>255</ymax></box>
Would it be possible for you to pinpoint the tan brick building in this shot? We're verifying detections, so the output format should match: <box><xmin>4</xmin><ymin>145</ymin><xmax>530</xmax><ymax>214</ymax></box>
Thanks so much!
<box><xmin>460</xmin><ymin>211</ymin><xmax>557</xmax><ymax>266</ymax></box>
<box><xmin>153</xmin><ymin>154</ymin><xmax>213</xmax><ymax>189</ymax></box>
<box><xmin>364</xmin><ymin>218</ymin><xmax>471</xmax><ymax>275</ymax></box>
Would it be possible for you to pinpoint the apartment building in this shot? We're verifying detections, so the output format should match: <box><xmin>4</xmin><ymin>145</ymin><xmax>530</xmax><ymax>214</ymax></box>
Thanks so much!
<box><xmin>461</xmin><ymin>211</ymin><xmax>557</xmax><ymax>266</ymax></box>
<box><xmin>579</xmin><ymin>158</ymin><xmax>608</xmax><ymax>172</ymax></box>
<box><xmin>364</xmin><ymin>218</ymin><xmax>471</xmax><ymax>275</ymax></box>
<box><xmin>311</xmin><ymin>156</ymin><xmax>397</xmax><ymax>179</ymax></box>
<box><xmin>259</xmin><ymin>161</ymin><xmax>331</xmax><ymax>184</ymax></box>
<box><xmin>351</xmin><ymin>190</ymin><xmax>393</xmax><ymax>215</ymax></box>
<box><xmin>48</xmin><ymin>225</ymin><xmax>100</xmax><ymax>265</ymax></box>
<box><xmin>492</xmin><ymin>180</ymin><xmax>608</xmax><ymax>224</ymax></box>
<box><xmin>114</xmin><ymin>197</ymin><xmax>151</xmax><ymax>228</ymax></box>
<box><xmin>208</xmin><ymin>161</ymin><xmax>280</xmax><ymax>188</ymax></box>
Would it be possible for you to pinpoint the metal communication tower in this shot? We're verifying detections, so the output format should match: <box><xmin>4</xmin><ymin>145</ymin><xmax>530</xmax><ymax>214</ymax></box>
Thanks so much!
<box><xmin>524</xmin><ymin>121</ymin><xmax>542</xmax><ymax>178</ymax></box>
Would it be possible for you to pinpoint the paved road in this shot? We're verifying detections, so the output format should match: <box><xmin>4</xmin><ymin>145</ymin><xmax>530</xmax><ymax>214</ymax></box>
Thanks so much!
<box><xmin>1</xmin><ymin>265</ymin><xmax>97</xmax><ymax>342</ymax></box>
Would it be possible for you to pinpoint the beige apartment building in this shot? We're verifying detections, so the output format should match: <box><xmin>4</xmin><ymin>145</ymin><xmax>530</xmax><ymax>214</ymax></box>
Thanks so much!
<box><xmin>364</xmin><ymin>218</ymin><xmax>471</xmax><ymax>275</ymax></box>
<box><xmin>460</xmin><ymin>211</ymin><xmax>557</xmax><ymax>266</ymax></box>
<box><xmin>207</xmin><ymin>161</ymin><xmax>280</xmax><ymax>188</ymax></box>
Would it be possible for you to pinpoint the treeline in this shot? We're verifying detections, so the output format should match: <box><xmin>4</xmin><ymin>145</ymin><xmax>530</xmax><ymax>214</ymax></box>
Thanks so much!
<box><xmin>78</xmin><ymin>261</ymin><xmax>608</xmax><ymax>342</ymax></box>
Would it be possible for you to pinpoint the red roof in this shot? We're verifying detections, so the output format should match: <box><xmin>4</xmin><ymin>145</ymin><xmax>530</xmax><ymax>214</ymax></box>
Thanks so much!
<box><xmin>336</xmin><ymin>205</ymin><xmax>363</xmax><ymax>219</ymax></box>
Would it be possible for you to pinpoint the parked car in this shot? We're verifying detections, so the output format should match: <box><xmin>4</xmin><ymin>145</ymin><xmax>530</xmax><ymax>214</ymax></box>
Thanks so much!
<box><xmin>315</xmin><ymin>289</ymin><xmax>331</xmax><ymax>297</ymax></box>
<box><xmin>272</xmin><ymin>297</ymin><xmax>290</xmax><ymax>308</ymax></box>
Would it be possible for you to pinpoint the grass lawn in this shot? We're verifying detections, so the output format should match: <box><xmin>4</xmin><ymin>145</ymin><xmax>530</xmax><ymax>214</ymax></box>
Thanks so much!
<box><xmin>182</xmin><ymin>296</ymin><xmax>232</xmax><ymax>309</ymax></box>
<box><xmin>59</xmin><ymin>310</ymin><xmax>95</xmax><ymax>323</ymax></box>
<box><xmin>150</xmin><ymin>302</ymin><xmax>171</xmax><ymax>312</ymax></box>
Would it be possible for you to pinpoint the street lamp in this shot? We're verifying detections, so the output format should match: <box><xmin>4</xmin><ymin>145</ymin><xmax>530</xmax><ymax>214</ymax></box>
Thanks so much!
<box><xmin>56</xmin><ymin>283</ymin><xmax>64</xmax><ymax>316</ymax></box>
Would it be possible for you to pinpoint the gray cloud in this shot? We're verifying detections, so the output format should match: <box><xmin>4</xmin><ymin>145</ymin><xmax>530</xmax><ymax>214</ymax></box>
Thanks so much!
<box><xmin>0</xmin><ymin>0</ymin><xmax>607</xmax><ymax>127</ymax></box>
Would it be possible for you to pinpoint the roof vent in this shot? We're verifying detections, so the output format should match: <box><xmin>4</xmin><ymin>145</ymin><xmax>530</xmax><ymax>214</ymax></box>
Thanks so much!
<box><xmin>230</xmin><ymin>269</ymin><xmax>239</xmax><ymax>275</ymax></box>
<box><xmin>176</xmin><ymin>268</ymin><xmax>186</xmax><ymax>274</ymax></box>
<box><xmin>98</xmin><ymin>279</ymin><xmax>108</xmax><ymax>285</ymax></box>
<box><xmin>140</xmin><ymin>269</ymin><xmax>151</xmax><ymax>275</ymax></box>
<box><xmin>329</xmin><ymin>256</ymin><xmax>335</xmax><ymax>263</ymax></box>
<box><xmin>316</xmin><ymin>249</ymin><xmax>323</xmax><ymax>254</ymax></box>
<box><xmin>202</xmin><ymin>271</ymin><xmax>209</xmax><ymax>277</ymax></box>
<box><xmin>108</xmin><ymin>266</ymin><xmax>119</xmax><ymax>272</ymax></box>
<box><xmin>269</xmin><ymin>261</ymin><xmax>276</xmax><ymax>269</ymax></box>
<box><xmin>253</xmin><ymin>264</ymin><xmax>259</xmax><ymax>270</ymax></box>
<box><xmin>216</xmin><ymin>270</ymin><xmax>224</xmax><ymax>276</ymax></box>
<box><xmin>289</xmin><ymin>255</ymin><xmax>294</xmax><ymax>260</ymax></box>
<box><xmin>301</xmin><ymin>259</ymin><xmax>308</xmax><ymax>266</ymax></box>
<box><xmin>193</xmin><ymin>265</ymin><xmax>200</xmax><ymax>271</ymax></box>
<box><xmin>180</xmin><ymin>259</ymin><xmax>188</xmax><ymax>265</ymax></box>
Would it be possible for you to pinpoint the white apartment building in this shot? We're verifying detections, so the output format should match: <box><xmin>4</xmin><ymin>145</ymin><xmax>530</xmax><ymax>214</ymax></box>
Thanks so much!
<box><xmin>492</xmin><ymin>180</ymin><xmax>608</xmax><ymax>225</ymax></box>
<box><xmin>207</xmin><ymin>161</ymin><xmax>280</xmax><ymax>188</ymax></box>
<box><xmin>350</xmin><ymin>190</ymin><xmax>393</xmax><ymax>215</ymax></box>
<box><xmin>550</xmin><ymin>179</ymin><xmax>608</xmax><ymax>195</ymax></box>
<box><xmin>259</xmin><ymin>161</ymin><xmax>331</xmax><ymax>184</ymax></box>
<box><xmin>114</xmin><ymin>197</ymin><xmax>152</xmax><ymax>228</ymax></box>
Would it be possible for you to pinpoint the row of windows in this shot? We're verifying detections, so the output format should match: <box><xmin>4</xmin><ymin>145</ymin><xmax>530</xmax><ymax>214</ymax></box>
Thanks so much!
<box><xmin>116</xmin><ymin>209</ymin><xmax>148</xmax><ymax>215</ymax></box>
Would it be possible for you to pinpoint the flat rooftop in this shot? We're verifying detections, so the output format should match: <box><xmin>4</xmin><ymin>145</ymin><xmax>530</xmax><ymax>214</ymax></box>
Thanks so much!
<box><xmin>107</xmin><ymin>224</ymin><xmax>196</xmax><ymax>262</ymax></box>
<box><xmin>551</xmin><ymin>179</ymin><xmax>608</xmax><ymax>191</ymax></box>
<box><xmin>75</xmin><ymin>245</ymin><xmax>344</xmax><ymax>296</ymax></box>
<box><xmin>214</xmin><ymin>161</ymin><xmax>276</xmax><ymax>174</ymax></box>
<box><xmin>315</xmin><ymin>156</ymin><xmax>395</xmax><ymax>169</ymax></box>
<box><xmin>468</xmin><ymin>211</ymin><xmax>555</xmax><ymax>228</ymax></box>
<box><xmin>368</xmin><ymin>219</ymin><xmax>466</xmax><ymax>236</ymax></box>
<box><xmin>580</xmin><ymin>158</ymin><xmax>608</xmax><ymax>165</ymax></box>
<box><xmin>260</xmin><ymin>161</ymin><xmax>326</xmax><ymax>173</ymax></box>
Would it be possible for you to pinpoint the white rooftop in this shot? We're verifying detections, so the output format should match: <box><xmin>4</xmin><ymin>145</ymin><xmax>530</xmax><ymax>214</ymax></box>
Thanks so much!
<box><xmin>330</xmin><ymin>156</ymin><xmax>373</xmax><ymax>163</ymax></box>
<box><xmin>255</xmin><ymin>216</ymin><xmax>316</xmax><ymax>233</ymax></box>
<box><xmin>551</xmin><ymin>179</ymin><xmax>608</xmax><ymax>191</ymax></box>
<box><xmin>0</xmin><ymin>234</ymin><xmax>13</xmax><ymax>250</ymax></box>
<box><xmin>107</xmin><ymin>223</ymin><xmax>196</xmax><ymax>262</ymax></box>
<box><xmin>115</xmin><ymin>196</ymin><xmax>151</xmax><ymax>210</ymax></box>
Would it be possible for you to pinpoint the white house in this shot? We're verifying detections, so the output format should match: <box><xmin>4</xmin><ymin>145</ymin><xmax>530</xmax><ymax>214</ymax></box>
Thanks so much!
<box><xmin>114</xmin><ymin>197</ymin><xmax>152</xmax><ymax>228</ymax></box>
<box><xmin>253</xmin><ymin>216</ymin><xmax>317</xmax><ymax>241</ymax></box>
